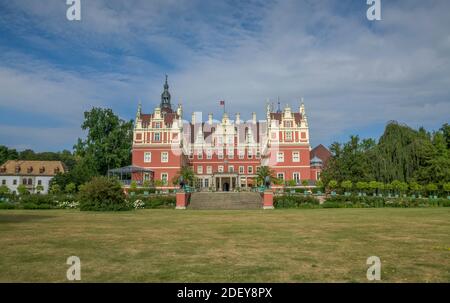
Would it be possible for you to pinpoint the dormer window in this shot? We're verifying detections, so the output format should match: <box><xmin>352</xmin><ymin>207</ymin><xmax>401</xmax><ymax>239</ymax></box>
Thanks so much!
<box><xmin>0</xmin><ymin>166</ymin><xmax>6</xmax><ymax>173</ymax></box>
<box><xmin>39</xmin><ymin>167</ymin><xmax>45</xmax><ymax>173</ymax></box>
<box><xmin>54</xmin><ymin>167</ymin><xmax>60</xmax><ymax>174</ymax></box>
<box><xmin>27</xmin><ymin>166</ymin><xmax>33</xmax><ymax>173</ymax></box>
<box><xmin>15</xmin><ymin>165</ymin><xmax>21</xmax><ymax>173</ymax></box>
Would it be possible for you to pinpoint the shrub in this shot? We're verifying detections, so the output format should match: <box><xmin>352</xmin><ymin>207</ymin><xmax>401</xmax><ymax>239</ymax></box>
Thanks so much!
<box><xmin>78</xmin><ymin>177</ymin><xmax>130</xmax><ymax>211</ymax></box>
<box><xmin>274</xmin><ymin>195</ymin><xmax>320</xmax><ymax>208</ymax></box>
<box><xmin>20</xmin><ymin>194</ymin><xmax>57</xmax><ymax>208</ymax></box>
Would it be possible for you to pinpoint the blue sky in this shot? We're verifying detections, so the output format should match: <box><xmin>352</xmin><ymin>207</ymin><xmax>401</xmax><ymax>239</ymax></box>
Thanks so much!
<box><xmin>0</xmin><ymin>0</ymin><xmax>449</xmax><ymax>152</ymax></box>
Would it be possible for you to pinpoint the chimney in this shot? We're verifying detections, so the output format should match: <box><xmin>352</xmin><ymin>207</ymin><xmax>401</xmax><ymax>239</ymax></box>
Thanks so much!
<box><xmin>191</xmin><ymin>112</ymin><xmax>196</xmax><ymax>124</ymax></box>
<box><xmin>252</xmin><ymin>112</ymin><xmax>257</xmax><ymax>124</ymax></box>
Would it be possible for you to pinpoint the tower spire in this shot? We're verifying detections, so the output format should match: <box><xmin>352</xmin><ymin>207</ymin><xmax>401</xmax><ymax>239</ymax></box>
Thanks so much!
<box><xmin>160</xmin><ymin>74</ymin><xmax>172</xmax><ymax>112</ymax></box>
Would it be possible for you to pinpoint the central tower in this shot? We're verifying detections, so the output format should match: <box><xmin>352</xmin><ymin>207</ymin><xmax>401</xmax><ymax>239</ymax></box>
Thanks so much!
<box><xmin>160</xmin><ymin>75</ymin><xmax>172</xmax><ymax>112</ymax></box>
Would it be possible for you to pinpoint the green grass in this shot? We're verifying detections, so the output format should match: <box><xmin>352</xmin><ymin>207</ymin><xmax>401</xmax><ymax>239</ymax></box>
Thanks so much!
<box><xmin>0</xmin><ymin>208</ymin><xmax>449</xmax><ymax>282</ymax></box>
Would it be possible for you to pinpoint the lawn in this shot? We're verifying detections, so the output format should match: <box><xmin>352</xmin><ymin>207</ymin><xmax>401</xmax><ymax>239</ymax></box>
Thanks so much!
<box><xmin>0</xmin><ymin>208</ymin><xmax>449</xmax><ymax>282</ymax></box>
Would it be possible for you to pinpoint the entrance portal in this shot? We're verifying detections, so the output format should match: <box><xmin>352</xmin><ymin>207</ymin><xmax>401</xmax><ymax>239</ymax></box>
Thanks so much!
<box><xmin>223</xmin><ymin>182</ymin><xmax>230</xmax><ymax>192</ymax></box>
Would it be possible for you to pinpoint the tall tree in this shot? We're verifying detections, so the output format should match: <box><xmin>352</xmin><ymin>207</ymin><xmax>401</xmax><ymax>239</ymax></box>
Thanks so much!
<box><xmin>74</xmin><ymin>107</ymin><xmax>133</xmax><ymax>175</ymax></box>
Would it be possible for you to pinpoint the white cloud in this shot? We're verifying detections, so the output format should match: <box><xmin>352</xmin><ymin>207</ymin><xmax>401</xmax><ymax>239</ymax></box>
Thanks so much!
<box><xmin>0</xmin><ymin>0</ymin><xmax>449</xmax><ymax>150</ymax></box>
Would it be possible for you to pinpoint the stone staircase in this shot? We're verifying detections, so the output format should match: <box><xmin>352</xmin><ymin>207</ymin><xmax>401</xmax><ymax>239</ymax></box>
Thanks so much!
<box><xmin>188</xmin><ymin>192</ymin><xmax>263</xmax><ymax>210</ymax></box>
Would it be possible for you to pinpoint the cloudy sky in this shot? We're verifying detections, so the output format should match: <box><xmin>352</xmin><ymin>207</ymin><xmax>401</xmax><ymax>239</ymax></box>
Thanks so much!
<box><xmin>0</xmin><ymin>0</ymin><xmax>449</xmax><ymax>152</ymax></box>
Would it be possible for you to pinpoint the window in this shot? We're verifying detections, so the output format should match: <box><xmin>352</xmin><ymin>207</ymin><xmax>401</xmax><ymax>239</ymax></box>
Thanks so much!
<box><xmin>293</xmin><ymin>172</ymin><xmax>300</xmax><ymax>184</ymax></box>
<box><xmin>277</xmin><ymin>152</ymin><xmax>284</xmax><ymax>162</ymax></box>
<box><xmin>154</xmin><ymin>132</ymin><xmax>161</xmax><ymax>141</ymax></box>
<box><xmin>23</xmin><ymin>179</ymin><xmax>27</xmax><ymax>185</ymax></box>
<box><xmin>218</xmin><ymin>150</ymin><xmax>224</xmax><ymax>159</ymax></box>
<box><xmin>247</xmin><ymin>166</ymin><xmax>253</xmax><ymax>174</ymax></box>
<box><xmin>238</xmin><ymin>150</ymin><xmax>245</xmax><ymax>159</ymax></box>
<box><xmin>248</xmin><ymin>149</ymin><xmax>253</xmax><ymax>159</ymax></box>
<box><xmin>204</xmin><ymin>179</ymin><xmax>209</xmax><ymax>188</ymax></box>
<box><xmin>197</xmin><ymin>151</ymin><xmax>203</xmax><ymax>160</ymax></box>
<box><xmin>285</xmin><ymin>121</ymin><xmax>292</xmax><ymax>127</ymax></box>
<box><xmin>256</xmin><ymin>166</ymin><xmax>261</xmax><ymax>173</ymax></box>
<box><xmin>161</xmin><ymin>152</ymin><xmax>169</xmax><ymax>163</ymax></box>
<box><xmin>256</xmin><ymin>151</ymin><xmax>261</xmax><ymax>159</ymax></box>
<box><xmin>1</xmin><ymin>180</ymin><xmax>5</xmax><ymax>185</ymax></box>
<box><xmin>188</xmin><ymin>152</ymin><xmax>194</xmax><ymax>160</ymax></box>
<box><xmin>206</xmin><ymin>150</ymin><xmax>212</xmax><ymax>159</ymax></box>
<box><xmin>207</xmin><ymin>166</ymin><xmax>212</xmax><ymax>174</ymax></box>
<box><xmin>37</xmin><ymin>180</ymin><xmax>42</xmax><ymax>185</ymax></box>
<box><xmin>285</xmin><ymin>131</ymin><xmax>292</xmax><ymax>141</ymax></box>
<box><xmin>161</xmin><ymin>173</ymin><xmax>168</xmax><ymax>185</ymax></box>
<box><xmin>155</xmin><ymin>122</ymin><xmax>161</xmax><ymax>128</ymax></box>
<box><xmin>218</xmin><ymin>166</ymin><xmax>224</xmax><ymax>173</ymax></box>
<box><xmin>28</xmin><ymin>178</ymin><xmax>32</xmax><ymax>185</ymax></box>
<box><xmin>144</xmin><ymin>152</ymin><xmax>152</xmax><ymax>163</ymax></box>
<box><xmin>239</xmin><ymin>166</ymin><xmax>244</xmax><ymax>174</ymax></box>
<box><xmin>227</xmin><ymin>148</ymin><xmax>234</xmax><ymax>159</ymax></box>
<box><xmin>228</xmin><ymin>166</ymin><xmax>234</xmax><ymax>173</ymax></box>
<box><xmin>144</xmin><ymin>173</ymin><xmax>150</xmax><ymax>181</ymax></box>
<box><xmin>13</xmin><ymin>179</ymin><xmax>17</xmax><ymax>185</ymax></box>
<box><xmin>197</xmin><ymin>166</ymin><xmax>203</xmax><ymax>174</ymax></box>
<box><xmin>292</xmin><ymin>151</ymin><xmax>300</xmax><ymax>162</ymax></box>
<box><xmin>277</xmin><ymin>173</ymin><xmax>284</xmax><ymax>180</ymax></box>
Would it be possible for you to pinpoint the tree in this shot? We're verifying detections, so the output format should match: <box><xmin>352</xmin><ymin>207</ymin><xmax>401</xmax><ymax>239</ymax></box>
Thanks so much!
<box><xmin>174</xmin><ymin>166</ymin><xmax>195</xmax><ymax>186</ymax></box>
<box><xmin>409</xmin><ymin>181</ymin><xmax>422</xmax><ymax>196</ymax></box>
<box><xmin>17</xmin><ymin>184</ymin><xmax>29</xmax><ymax>196</ymax></box>
<box><xmin>65</xmin><ymin>183</ymin><xmax>77</xmax><ymax>194</ymax></box>
<box><xmin>35</xmin><ymin>184</ymin><xmax>44</xmax><ymax>194</ymax></box>
<box><xmin>50</xmin><ymin>184</ymin><xmax>62</xmax><ymax>195</ymax></box>
<box><xmin>301</xmin><ymin>179</ymin><xmax>309</xmax><ymax>187</ymax></box>
<box><xmin>256</xmin><ymin>166</ymin><xmax>275</xmax><ymax>186</ymax></box>
<box><xmin>0</xmin><ymin>185</ymin><xmax>10</xmax><ymax>196</ymax></box>
<box><xmin>356</xmin><ymin>181</ymin><xmax>368</xmax><ymax>193</ymax></box>
<box><xmin>74</xmin><ymin>107</ymin><xmax>133</xmax><ymax>175</ymax></box>
<box><xmin>78</xmin><ymin>176</ymin><xmax>130</xmax><ymax>211</ymax></box>
<box><xmin>341</xmin><ymin>180</ymin><xmax>353</xmax><ymax>193</ymax></box>
<box><xmin>368</xmin><ymin>181</ymin><xmax>378</xmax><ymax>194</ymax></box>
<box><xmin>316</xmin><ymin>180</ymin><xmax>324</xmax><ymax>189</ymax></box>
<box><xmin>426</xmin><ymin>183</ymin><xmax>438</xmax><ymax>196</ymax></box>
<box><xmin>443</xmin><ymin>182</ymin><xmax>450</xmax><ymax>196</ymax></box>
<box><xmin>328</xmin><ymin>180</ymin><xmax>338</xmax><ymax>192</ymax></box>
<box><xmin>0</xmin><ymin>145</ymin><xmax>18</xmax><ymax>165</ymax></box>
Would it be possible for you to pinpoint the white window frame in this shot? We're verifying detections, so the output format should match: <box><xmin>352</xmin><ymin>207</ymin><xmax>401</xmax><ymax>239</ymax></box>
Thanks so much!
<box><xmin>292</xmin><ymin>151</ymin><xmax>300</xmax><ymax>163</ymax></box>
<box><xmin>277</xmin><ymin>172</ymin><xmax>285</xmax><ymax>180</ymax></box>
<box><xmin>144</xmin><ymin>152</ymin><xmax>152</xmax><ymax>163</ymax></box>
<box><xmin>197</xmin><ymin>150</ymin><xmax>203</xmax><ymax>160</ymax></box>
<box><xmin>285</xmin><ymin>131</ymin><xmax>293</xmax><ymax>141</ymax></box>
<box><xmin>247</xmin><ymin>166</ymin><xmax>253</xmax><ymax>174</ymax></box>
<box><xmin>161</xmin><ymin>173</ymin><xmax>168</xmax><ymax>185</ymax></box>
<box><xmin>207</xmin><ymin>166</ymin><xmax>212</xmax><ymax>174</ymax></box>
<box><xmin>218</xmin><ymin>166</ymin><xmax>224</xmax><ymax>173</ymax></box>
<box><xmin>161</xmin><ymin>152</ymin><xmax>169</xmax><ymax>163</ymax></box>
<box><xmin>197</xmin><ymin>166</ymin><xmax>203</xmax><ymax>174</ymax></box>
<box><xmin>277</xmin><ymin>152</ymin><xmax>284</xmax><ymax>163</ymax></box>
<box><xmin>154</xmin><ymin>132</ymin><xmax>161</xmax><ymax>141</ymax></box>
<box><xmin>293</xmin><ymin>172</ymin><xmax>300</xmax><ymax>184</ymax></box>
<box><xmin>206</xmin><ymin>150</ymin><xmax>212</xmax><ymax>160</ymax></box>
<box><xmin>239</xmin><ymin>166</ymin><xmax>244</xmax><ymax>174</ymax></box>
<box><xmin>238</xmin><ymin>150</ymin><xmax>245</xmax><ymax>159</ymax></box>
<box><xmin>218</xmin><ymin>150</ymin><xmax>224</xmax><ymax>160</ymax></box>
<box><xmin>248</xmin><ymin>149</ymin><xmax>253</xmax><ymax>159</ymax></box>
<box><xmin>228</xmin><ymin>165</ymin><xmax>234</xmax><ymax>173</ymax></box>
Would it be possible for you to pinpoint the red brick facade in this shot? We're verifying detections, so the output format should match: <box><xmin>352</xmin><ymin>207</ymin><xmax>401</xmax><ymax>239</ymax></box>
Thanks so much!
<box><xmin>131</xmin><ymin>78</ymin><xmax>328</xmax><ymax>189</ymax></box>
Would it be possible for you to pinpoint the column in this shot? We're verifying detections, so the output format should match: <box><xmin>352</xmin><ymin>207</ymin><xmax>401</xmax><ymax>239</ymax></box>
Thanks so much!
<box><xmin>230</xmin><ymin>176</ymin><xmax>233</xmax><ymax>191</ymax></box>
<box><xmin>219</xmin><ymin>177</ymin><xmax>222</xmax><ymax>191</ymax></box>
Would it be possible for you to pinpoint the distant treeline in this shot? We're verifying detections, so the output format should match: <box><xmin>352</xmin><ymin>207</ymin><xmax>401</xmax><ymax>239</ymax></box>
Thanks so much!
<box><xmin>321</xmin><ymin>121</ymin><xmax>450</xmax><ymax>186</ymax></box>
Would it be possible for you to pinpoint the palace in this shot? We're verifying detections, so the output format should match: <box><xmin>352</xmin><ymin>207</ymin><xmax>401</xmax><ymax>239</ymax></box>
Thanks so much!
<box><xmin>131</xmin><ymin>77</ymin><xmax>330</xmax><ymax>191</ymax></box>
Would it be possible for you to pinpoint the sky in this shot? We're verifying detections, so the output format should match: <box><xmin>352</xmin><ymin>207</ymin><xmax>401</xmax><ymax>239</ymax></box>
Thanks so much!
<box><xmin>0</xmin><ymin>0</ymin><xmax>449</xmax><ymax>152</ymax></box>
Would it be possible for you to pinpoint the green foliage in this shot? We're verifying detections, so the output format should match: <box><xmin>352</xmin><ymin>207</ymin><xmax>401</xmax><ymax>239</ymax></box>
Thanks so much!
<box><xmin>341</xmin><ymin>180</ymin><xmax>353</xmax><ymax>191</ymax></box>
<box><xmin>316</xmin><ymin>180</ymin><xmax>324</xmax><ymax>189</ymax></box>
<box><xmin>129</xmin><ymin>195</ymin><xmax>176</xmax><ymax>209</ymax></box>
<box><xmin>20</xmin><ymin>194</ymin><xmax>57</xmax><ymax>209</ymax></box>
<box><xmin>0</xmin><ymin>185</ymin><xmax>10</xmax><ymax>196</ymax></box>
<box><xmin>321</xmin><ymin>122</ymin><xmax>450</xmax><ymax>187</ymax></box>
<box><xmin>35</xmin><ymin>185</ymin><xmax>44</xmax><ymax>194</ymax></box>
<box><xmin>444</xmin><ymin>182</ymin><xmax>450</xmax><ymax>194</ymax></box>
<box><xmin>17</xmin><ymin>184</ymin><xmax>29</xmax><ymax>196</ymax></box>
<box><xmin>274</xmin><ymin>195</ymin><xmax>320</xmax><ymax>208</ymax></box>
<box><xmin>50</xmin><ymin>184</ymin><xmax>62</xmax><ymax>195</ymax></box>
<box><xmin>356</xmin><ymin>181</ymin><xmax>368</xmax><ymax>192</ymax></box>
<box><xmin>65</xmin><ymin>182</ymin><xmax>76</xmax><ymax>194</ymax></box>
<box><xmin>174</xmin><ymin>166</ymin><xmax>195</xmax><ymax>186</ymax></box>
<box><xmin>328</xmin><ymin>180</ymin><xmax>338</xmax><ymax>190</ymax></box>
<box><xmin>425</xmin><ymin>183</ymin><xmax>438</xmax><ymax>193</ymax></box>
<box><xmin>74</xmin><ymin>107</ymin><xmax>133</xmax><ymax>176</ymax></box>
<box><xmin>256</xmin><ymin>166</ymin><xmax>275</xmax><ymax>186</ymax></box>
<box><xmin>78</xmin><ymin>176</ymin><xmax>130</xmax><ymax>211</ymax></box>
